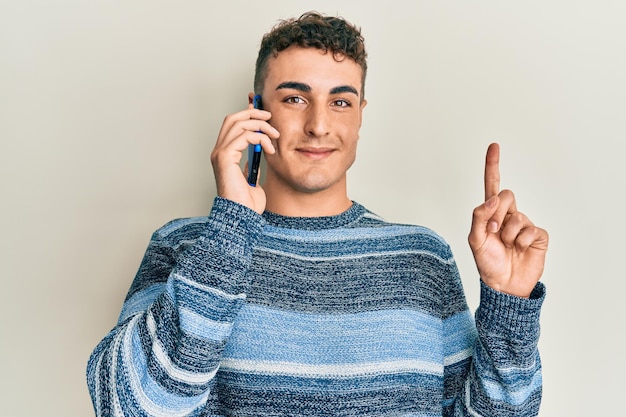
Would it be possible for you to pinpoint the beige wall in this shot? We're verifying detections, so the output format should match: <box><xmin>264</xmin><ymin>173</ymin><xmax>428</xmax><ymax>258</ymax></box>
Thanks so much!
<box><xmin>1</xmin><ymin>1</ymin><xmax>624</xmax><ymax>415</ymax></box>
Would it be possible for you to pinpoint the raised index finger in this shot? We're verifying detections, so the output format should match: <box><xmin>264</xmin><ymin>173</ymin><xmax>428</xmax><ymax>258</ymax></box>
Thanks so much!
<box><xmin>484</xmin><ymin>142</ymin><xmax>500</xmax><ymax>201</ymax></box>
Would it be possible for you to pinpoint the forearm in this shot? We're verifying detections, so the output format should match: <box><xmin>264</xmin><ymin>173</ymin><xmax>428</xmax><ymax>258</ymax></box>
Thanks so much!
<box><xmin>449</xmin><ymin>281</ymin><xmax>545</xmax><ymax>417</ymax></box>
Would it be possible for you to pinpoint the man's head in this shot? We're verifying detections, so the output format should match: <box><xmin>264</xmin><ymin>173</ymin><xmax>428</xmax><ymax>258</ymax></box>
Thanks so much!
<box><xmin>254</xmin><ymin>11</ymin><xmax>367</xmax><ymax>100</ymax></box>
<box><xmin>254</xmin><ymin>12</ymin><xmax>369</xmax><ymax>215</ymax></box>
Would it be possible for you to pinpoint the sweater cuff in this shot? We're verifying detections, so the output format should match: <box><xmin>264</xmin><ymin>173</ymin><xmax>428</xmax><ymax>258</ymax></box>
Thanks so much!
<box><xmin>204</xmin><ymin>196</ymin><xmax>265</xmax><ymax>260</ymax></box>
<box><xmin>476</xmin><ymin>280</ymin><xmax>546</xmax><ymax>335</ymax></box>
<box><xmin>174</xmin><ymin>197</ymin><xmax>264</xmax><ymax>295</ymax></box>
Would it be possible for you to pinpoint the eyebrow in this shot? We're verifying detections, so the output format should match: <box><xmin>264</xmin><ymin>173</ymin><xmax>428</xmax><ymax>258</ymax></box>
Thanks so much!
<box><xmin>276</xmin><ymin>81</ymin><xmax>359</xmax><ymax>97</ymax></box>
<box><xmin>329</xmin><ymin>85</ymin><xmax>359</xmax><ymax>96</ymax></box>
<box><xmin>276</xmin><ymin>81</ymin><xmax>311</xmax><ymax>92</ymax></box>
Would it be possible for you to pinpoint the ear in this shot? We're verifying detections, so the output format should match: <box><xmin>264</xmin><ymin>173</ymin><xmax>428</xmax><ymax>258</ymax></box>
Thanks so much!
<box><xmin>248</xmin><ymin>92</ymin><xmax>256</xmax><ymax>104</ymax></box>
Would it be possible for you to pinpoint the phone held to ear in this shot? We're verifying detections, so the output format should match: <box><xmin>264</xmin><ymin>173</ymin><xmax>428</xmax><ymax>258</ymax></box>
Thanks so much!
<box><xmin>247</xmin><ymin>94</ymin><xmax>263</xmax><ymax>186</ymax></box>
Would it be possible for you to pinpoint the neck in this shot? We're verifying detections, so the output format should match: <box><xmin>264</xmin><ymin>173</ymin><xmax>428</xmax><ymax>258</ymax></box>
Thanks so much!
<box><xmin>263</xmin><ymin>182</ymin><xmax>352</xmax><ymax>217</ymax></box>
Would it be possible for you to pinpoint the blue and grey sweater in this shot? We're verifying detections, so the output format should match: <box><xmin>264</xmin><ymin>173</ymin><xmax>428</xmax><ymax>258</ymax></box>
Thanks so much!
<box><xmin>87</xmin><ymin>197</ymin><xmax>545</xmax><ymax>416</ymax></box>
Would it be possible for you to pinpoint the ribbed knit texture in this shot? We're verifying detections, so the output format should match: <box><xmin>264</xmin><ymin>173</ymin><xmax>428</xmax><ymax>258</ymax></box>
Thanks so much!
<box><xmin>87</xmin><ymin>197</ymin><xmax>545</xmax><ymax>416</ymax></box>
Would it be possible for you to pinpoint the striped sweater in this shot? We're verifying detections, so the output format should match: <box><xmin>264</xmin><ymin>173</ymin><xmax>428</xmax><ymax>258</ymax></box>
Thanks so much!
<box><xmin>87</xmin><ymin>197</ymin><xmax>545</xmax><ymax>416</ymax></box>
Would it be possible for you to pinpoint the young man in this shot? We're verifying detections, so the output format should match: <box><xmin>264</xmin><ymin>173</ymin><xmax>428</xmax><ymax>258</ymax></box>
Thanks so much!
<box><xmin>87</xmin><ymin>12</ymin><xmax>548</xmax><ymax>417</ymax></box>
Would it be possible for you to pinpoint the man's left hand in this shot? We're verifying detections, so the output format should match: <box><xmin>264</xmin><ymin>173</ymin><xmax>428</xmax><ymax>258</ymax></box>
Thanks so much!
<box><xmin>468</xmin><ymin>143</ymin><xmax>549</xmax><ymax>298</ymax></box>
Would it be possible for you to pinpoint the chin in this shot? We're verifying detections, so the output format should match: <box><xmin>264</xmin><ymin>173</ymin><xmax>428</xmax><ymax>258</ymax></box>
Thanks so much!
<box><xmin>266</xmin><ymin>165</ymin><xmax>347</xmax><ymax>195</ymax></box>
<box><xmin>291</xmin><ymin>175</ymin><xmax>343</xmax><ymax>194</ymax></box>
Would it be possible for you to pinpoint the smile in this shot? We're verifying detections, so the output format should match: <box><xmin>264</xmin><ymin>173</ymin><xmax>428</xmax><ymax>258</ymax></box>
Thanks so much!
<box><xmin>296</xmin><ymin>147</ymin><xmax>336</xmax><ymax>160</ymax></box>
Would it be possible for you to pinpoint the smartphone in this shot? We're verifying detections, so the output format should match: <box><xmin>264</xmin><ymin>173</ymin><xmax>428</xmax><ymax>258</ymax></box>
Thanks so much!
<box><xmin>247</xmin><ymin>94</ymin><xmax>263</xmax><ymax>186</ymax></box>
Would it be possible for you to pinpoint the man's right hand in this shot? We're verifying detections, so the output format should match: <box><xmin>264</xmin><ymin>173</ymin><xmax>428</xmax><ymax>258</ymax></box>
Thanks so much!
<box><xmin>210</xmin><ymin>94</ymin><xmax>279</xmax><ymax>214</ymax></box>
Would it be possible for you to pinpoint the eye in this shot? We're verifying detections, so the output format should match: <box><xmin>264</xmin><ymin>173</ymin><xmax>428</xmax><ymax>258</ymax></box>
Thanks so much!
<box><xmin>331</xmin><ymin>99</ymin><xmax>351</xmax><ymax>108</ymax></box>
<box><xmin>284</xmin><ymin>96</ymin><xmax>306</xmax><ymax>105</ymax></box>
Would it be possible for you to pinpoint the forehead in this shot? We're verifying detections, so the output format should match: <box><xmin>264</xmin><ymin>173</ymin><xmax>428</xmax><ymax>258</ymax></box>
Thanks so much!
<box><xmin>264</xmin><ymin>47</ymin><xmax>362</xmax><ymax>93</ymax></box>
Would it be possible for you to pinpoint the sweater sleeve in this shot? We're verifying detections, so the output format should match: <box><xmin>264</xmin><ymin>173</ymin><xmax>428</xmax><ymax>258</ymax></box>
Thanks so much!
<box><xmin>445</xmin><ymin>276</ymin><xmax>545</xmax><ymax>416</ymax></box>
<box><xmin>86</xmin><ymin>197</ymin><xmax>263</xmax><ymax>417</ymax></box>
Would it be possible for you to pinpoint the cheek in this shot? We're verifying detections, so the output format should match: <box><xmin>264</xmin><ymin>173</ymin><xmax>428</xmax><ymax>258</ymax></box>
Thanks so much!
<box><xmin>338</xmin><ymin>121</ymin><xmax>361</xmax><ymax>147</ymax></box>
<box><xmin>337</xmin><ymin>111</ymin><xmax>362</xmax><ymax>134</ymax></box>
<box><xmin>269</xmin><ymin>116</ymin><xmax>300</xmax><ymax>146</ymax></box>
<box><xmin>268</xmin><ymin>106</ymin><xmax>299</xmax><ymax>127</ymax></box>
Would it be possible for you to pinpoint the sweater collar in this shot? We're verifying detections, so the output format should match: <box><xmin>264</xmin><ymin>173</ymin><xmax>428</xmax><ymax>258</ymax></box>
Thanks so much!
<box><xmin>262</xmin><ymin>201</ymin><xmax>366</xmax><ymax>230</ymax></box>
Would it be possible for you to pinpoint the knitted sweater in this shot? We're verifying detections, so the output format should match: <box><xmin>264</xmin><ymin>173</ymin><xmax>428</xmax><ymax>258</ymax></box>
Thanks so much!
<box><xmin>87</xmin><ymin>197</ymin><xmax>545</xmax><ymax>416</ymax></box>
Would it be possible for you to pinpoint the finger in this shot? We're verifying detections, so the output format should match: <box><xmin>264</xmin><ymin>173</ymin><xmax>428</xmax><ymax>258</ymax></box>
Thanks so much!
<box><xmin>468</xmin><ymin>195</ymin><xmax>499</xmax><ymax>249</ymax></box>
<box><xmin>516</xmin><ymin>226</ymin><xmax>549</xmax><ymax>251</ymax></box>
<box><xmin>217</xmin><ymin>108</ymin><xmax>273</xmax><ymax>142</ymax></box>
<box><xmin>241</xmin><ymin>119</ymin><xmax>279</xmax><ymax>141</ymax></box>
<box><xmin>228</xmin><ymin>130</ymin><xmax>276</xmax><ymax>156</ymax></box>
<box><xmin>217</xmin><ymin>118</ymin><xmax>279</xmax><ymax>152</ymax></box>
<box><xmin>499</xmin><ymin>211</ymin><xmax>530</xmax><ymax>248</ymax></box>
<box><xmin>211</xmin><ymin>129</ymin><xmax>276</xmax><ymax>172</ymax></box>
<box><xmin>514</xmin><ymin>227</ymin><xmax>540</xmax><ymax>251</ymax></box>
<box><xmin>488</xmin><ymin>189</ymin><xmax>518</xmax><ymax>233</ymax></box>
<box><xmin>246</xmin><ymin>130</ymin><xmax>277</xmax><ymax>155</ymax></box>
<box><xmin>484</xmin><ymin>142</ymin><xmax>501</xmax><ymax>201</ymax></box>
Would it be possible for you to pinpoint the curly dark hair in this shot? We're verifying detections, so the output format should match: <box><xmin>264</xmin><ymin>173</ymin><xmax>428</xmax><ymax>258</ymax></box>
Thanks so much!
<box><xmin>254</xmin><ymin>11</ymin><xmax>367</xmax><ymax>99</ymax></box>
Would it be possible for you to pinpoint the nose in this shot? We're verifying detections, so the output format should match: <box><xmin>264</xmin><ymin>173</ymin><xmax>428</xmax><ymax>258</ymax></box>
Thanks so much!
<box><xmin>304</xmin><ymin>103</ymin><xmax>330</xmax><ymax>138</ymax></box>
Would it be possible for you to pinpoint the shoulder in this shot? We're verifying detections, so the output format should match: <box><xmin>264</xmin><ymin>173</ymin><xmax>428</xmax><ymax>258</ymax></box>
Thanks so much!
<box><xmin>150</xmin><ymin>216</ymin><xmax>209</xmax><ymax>247</ymax></box>
<box><xmin>149</xmin><ymin>198</ymin><xmax>264</xmax><ymax>248</ymax></box>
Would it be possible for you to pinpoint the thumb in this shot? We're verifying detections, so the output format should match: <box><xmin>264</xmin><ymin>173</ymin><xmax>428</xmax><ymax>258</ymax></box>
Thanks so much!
<box><xmin>468</xmin><ymin>195</ymin><xmax>499</xmax><ymax>248</ymax></box>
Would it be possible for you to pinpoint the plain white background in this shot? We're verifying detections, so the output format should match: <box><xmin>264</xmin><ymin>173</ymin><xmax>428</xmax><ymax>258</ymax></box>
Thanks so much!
<box><xmin>1</xmin><ymin>1</ymin><xmax>624</xmax><ymax>415</ymax></box>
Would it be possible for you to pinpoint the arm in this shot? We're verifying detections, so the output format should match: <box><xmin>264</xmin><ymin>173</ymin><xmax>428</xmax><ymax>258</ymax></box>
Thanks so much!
<box><xmin>86</xmin><ymin>198</ymin><xmax>263</xmax><ymax>416</ymax></box>
<box><xmin>443</xmin><ymin>143</ymin><xmax>548</xmax><ymax>416</ymax></box>
<box><xmin>443</xmin><ymin>279</ymin><xmax>544</xmax><ymax>416</ymax></box>
<box><xmin>467</xmin><ymin>281</ymin><xmax>544</xmax><ymax>415</ymax></box>
<box><xmin>87</xmin><ymin>95</ymin><xmax>279</xmax><ymax>416</ymax></box>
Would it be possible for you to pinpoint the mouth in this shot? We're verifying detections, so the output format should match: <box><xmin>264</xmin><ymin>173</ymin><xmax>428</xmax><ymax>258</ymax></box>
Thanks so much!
<box><xmin>295</xmin><ymin>147</ymin><xmax>336</xmax><ymax>160</ymax></box>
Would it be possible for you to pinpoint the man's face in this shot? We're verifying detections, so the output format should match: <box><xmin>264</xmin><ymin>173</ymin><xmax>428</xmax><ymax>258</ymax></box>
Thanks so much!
<box><xmin>260</xmin><ymin>46</ymin><xmax>367</xmax><ymax>196</ymax></box>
